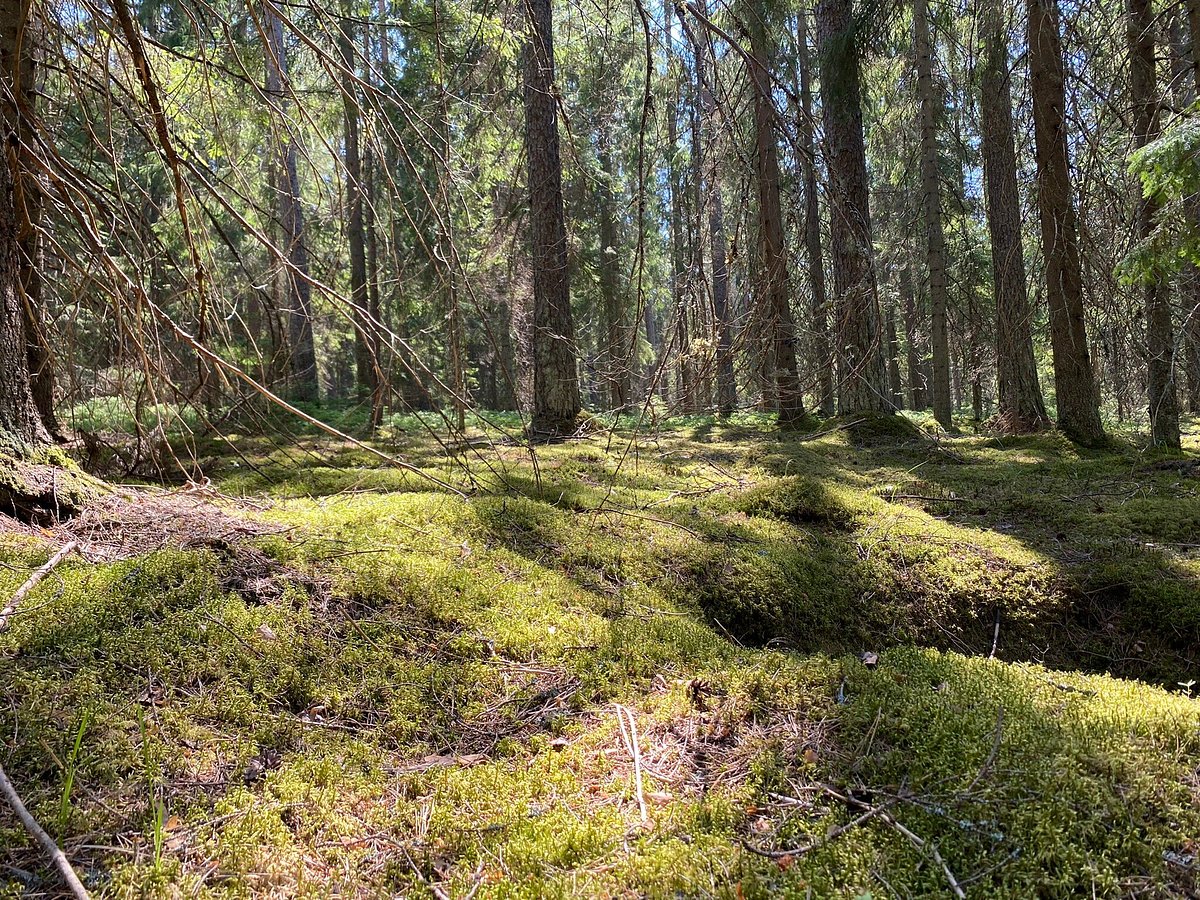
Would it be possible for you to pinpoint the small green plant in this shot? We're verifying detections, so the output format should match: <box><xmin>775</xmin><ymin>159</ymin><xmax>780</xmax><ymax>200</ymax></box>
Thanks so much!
<box><xmin>57</xmin><ymin>709</ymin><xmax>90</xmax><ymax>838</ymax></box>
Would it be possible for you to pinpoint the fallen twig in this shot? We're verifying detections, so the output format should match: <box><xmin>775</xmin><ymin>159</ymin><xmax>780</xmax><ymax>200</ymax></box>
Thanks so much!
<box><xmin>877</xmin><ymin>810</ymin><xmax>966</xmax><ymax>899</ymax></box>
<box><xmin>0</xmin><ymin>541</ymin><xmax>79</xmax><ymax>633</ymax></box>
<box><xmin>0</xmin><ymin>760</ymin><xmax>91</xmax><ymax>898</ymax></box>
<box><xmin>741</xmin><ymin>800</ymin><xmax>895</xmax><ymax>859</ymax></box>
<box><xmin>614</xmin><ymin>704</ymin><xmax>649</xmax><ymax>823</ymax></box>
<box><xmin>759</xmin><ymin>784</ymin><xmax>966</xmax><ymax>898</ymax></box>
<box><xmin>797</xmin><ymin>419</ymin><xmax>866</xmax><ymax>442</ymax></box>
<box><xmin>966</xmin><ymin>706</ymin><xmax>1005</xmax><ymax>792</ymax></box>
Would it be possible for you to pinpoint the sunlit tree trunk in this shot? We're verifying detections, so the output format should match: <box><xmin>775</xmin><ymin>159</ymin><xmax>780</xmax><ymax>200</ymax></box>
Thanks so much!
<box><xmin>749</xmin><ymin>7</ymin><xmax>803</xmax><ymax>426</ymax></box>
<box><xmin>10</xmin><ymin>28</ymin><xmax>56</xmax><ymax>440</ymax></box>
<box><xmin>1128</xmin><ymin>0</ymin><xmax>1179</xmax><ymax>448</ymax></box>
<box><xmin>265</xmin><ymin>7</ymin><xmax>319</xmax><ymax>402</ymax></box>
<box><xmin>797</xmin><ymin>8</ymin><xmax>833</xmax><ymax>417</ymax></box>
<box><xmin>0</xmin><ymin>0</ymin><xmax>48</xmax><ymax>453</ymax></box>
<box><xmin>981</xmin><ymin>0</ymin><xmax>1048</xmax><ymax>433</ymax></box>
<box><xmin>913</xmin><ymin>0</ymin><xmax>952</xmax><ymax>428</ymax></box>
<box><xmin>1027</xmin><ymin>0</ymin><xmax>1105</xmax><ymax>445</ymax></box>
<box><xmin>523</xmin><ymin>0</ymin><xmax>581</xmax><ymax>434</ymax></box>
<box><xmin>1027</xmin><ymin>0</ymin><xmax>1099</xmax><ymax>448</ymax></box>
<box><xmin>817</xmin><ymin>0</ymin><xmax>891</xmax><ymax>414</ymax></box>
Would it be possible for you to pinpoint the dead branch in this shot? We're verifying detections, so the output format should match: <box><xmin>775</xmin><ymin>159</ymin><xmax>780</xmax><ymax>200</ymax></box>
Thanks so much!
<box><xmin>614</xmin><ymin>704</ymin><xmax>649</xmax><ymax>823</ymax></box>
<box><xmin>0</xmin><ymin>541</ymin><xmax>79</xmax><ymax>633</ymax></box>
<box><xmin>0</xmin><ymin>760</ymin><xmax>91</xmax><ymax>898</ymax></box>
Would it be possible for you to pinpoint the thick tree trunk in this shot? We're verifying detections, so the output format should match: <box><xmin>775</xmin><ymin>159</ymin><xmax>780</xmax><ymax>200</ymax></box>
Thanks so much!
<box><xmin>749</xmin><ymin>9</ymin><xmax>803</xmax><ymax>426</ymax></box>
<box><xmin>1128</xmin><ymin>0</ymin><xmax>1180</xmax><ymax>448</ymax></box>
<box><xmin>523</xmin><ymin>0</ymin><xmax>581</xmax><ymax>434</ymax></box>
<box><xmin>265</xmin><ymin>8</ymin><xmax>319</xmax><ymax>403</ymax></box>
<box><xmin>797</xmin><ymin>9</ymin><xmax>834</xmax><ymax>417</ymax></box>
<box><xmin>981</xmin><ymin>0</ymin><xmax>1048</xmax><ymax>433</ymax></box>
<box><xmin>338</xmin><ymin>17</ymin><xmax>374</xmax><ymax>404</ymax></box>
<box><xmin>817</xmin><ymin>0</ymin><xmax>891</xmax><ymax>414</ymax></box>
<box><xmin>1027</xmin><ymin>0</ymin><xmax>1105</xmax><ymax>445</ymax></box>
<box><xmin>0</xmin><ymin>0</ymin><xmax>48</xmax><ymax>452</ymax></box>
<box><xmin>2</xmin><ymin>2</ymin><xmax>57</xmax><ymax>439</ymax></box>
<box><xmin>914</xmin><ymin>0</ymin><xmax>952</xmax><ymax>429</ymax></box>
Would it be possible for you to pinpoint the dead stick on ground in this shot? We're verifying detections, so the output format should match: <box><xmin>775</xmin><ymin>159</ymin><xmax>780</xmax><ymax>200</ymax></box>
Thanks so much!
<box><xmin>0</xmin><ymin>541</ymin><xmax>80</xmax><ymax>633</ymax></box>
<box><xmin>614</xmin><ymin>704</ymin><xmax>648</xmax><ymax>823</ymax></box>
<box><xmin>877</xmin><ymin>810</ymin><xmax>966</xmax><ymax>899</ymax></box>
<box><xmin>820</xmin><ymin>784</ymin><xmax>965</xmax><ymax>898</ymax></box>
<box><xmin>0</xmin><ymin>762</ymin><xmax>90</xmax><ymax>898</ymax></box>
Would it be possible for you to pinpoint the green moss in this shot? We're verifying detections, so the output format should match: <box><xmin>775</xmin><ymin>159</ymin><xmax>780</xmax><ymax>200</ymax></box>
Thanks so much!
<box><xmin>1</xmin><ymin>412</ymin><xmax>1197</xmax><ymax>897</ymax></box>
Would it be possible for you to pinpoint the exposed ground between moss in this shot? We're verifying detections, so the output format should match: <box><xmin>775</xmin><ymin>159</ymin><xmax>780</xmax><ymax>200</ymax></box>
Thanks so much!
<box><xmin>0</xmin><ymin>414</ymin><xmax>1197</xmax><ymax>898</ymax></box>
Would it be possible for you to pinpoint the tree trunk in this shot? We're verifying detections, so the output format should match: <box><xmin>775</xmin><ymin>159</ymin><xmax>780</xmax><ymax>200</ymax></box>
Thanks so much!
<box><xmin>1027</xmin><ymin>0</ymin><xmax>1105</xmax><ymax>445</ymax></box>
<box><xmin>692</xmin><ymin>7</ymin><xmax>736</xmax><ymax>416</ymax></box>
<box><xmin>1</xmin><ymin>2</ymin><xmax>57</xmax><ymax>439</ymax></box>
<box><xmin>265</xmin><ymin>7</ymin><xmax>319</xmax><ymax>402</ymax></box>
<box><xmin>901</xmin><ymin>261</ymin><xmax>926</xmax><ymax>409</ymax></box>
<box><xmin>749</xmin><ymin>8</ymin><xmax>803</xmax><ymax>426</ymax></box>
<box><xmin>1182</xmin><ymin>0</ymin><xmax>1200</xmax><ymax>412</ymax></box>
<box><xmin>797</xmin><ymin>8</ymin><xmax>834</xmax><ymax>417</ymax></box>
<box><xmin>597</xmin><ymin>128</ymin><xmax>630</xmax><ymax>411</ymax></box>
<box><xmin>0</xmin><ymin>0</ymin><xmax>48</xmax><ymax>453</ymax></box>
<box><xmin>666</xmin><ymin>1</ymin><xmax>692</xmax><ymax>413</ymax></box>
<box><xmin>523</xmin><ymin>0</ymin><xmax>581</xmax><ymax>434</ymax></box>
<box><xmin>1128</xmin><ymin>0</ymin><xmax>1180</xmax><ymax>448</ymax></box>
<box><xmin>981</xmin><ymin>0</ymin><xmax>1049</xmax><ymax>433</ymax></box>
<box><xmin>886</xmin><ymin>303</ymin><xmax>904</xmax><ymax>409</ymax></box>
<box><xmin>914</xmin><ymin>0</ymin><xmax>952</xmax><ymax>429</ymax></box>
<box><xmin>338</xmin><ymin>16</ymin><xmax>373</xmax><ymax>403</ymax></box>
<box><xmin>817</xmin><ymin>0</ymin><xmax>891</xmax><ymax>414</ymax></box>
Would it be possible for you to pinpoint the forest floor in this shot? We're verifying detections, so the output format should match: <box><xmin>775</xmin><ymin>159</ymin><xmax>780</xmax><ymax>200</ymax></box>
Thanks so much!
<box><xmin>0</xmin><ymin>409</ymin><xmax>1198</xmax><ymax>898</ymax></box>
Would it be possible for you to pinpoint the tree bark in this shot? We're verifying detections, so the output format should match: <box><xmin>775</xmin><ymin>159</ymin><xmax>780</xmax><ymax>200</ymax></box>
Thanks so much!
<box><xmin>1027</xmin><ymin>0</ymin><xmax>1105</xmax><ymax>445</ymax></box>
<box><xmin>1128</xmin><ymin>0</ymin><xmax>1180</xmax><ymax>448</ymax></box>
<box><xmin>797</xmin><ymin>8</ymin><xmax>834</xmax><ymax>417</ymax></box>
<box><xmin>338</xmin><ymin>16</ymin><xmax>374</xmax><ymax>403</ymax></box>
<box><xmin>913</xmin><ymin>0</ymin><xmax>952</xmax><ymax>429</ymax></box>
<box><xmin>597</xmin><ymin>127</ymin><xmax>630</xmax><ymax>411</ymax></box>
<box><xmin>981</xmin><ymin>0</ymin><xmax>1048</xmax><ymax>432</ymax></box>
<box><xmin>886</xmin><ymin>303</ymin><xmax>904</xmax><ymax>409</ymax></box>
<box><xmin>523</xmin><ymin>0</ymin><xmax>581</xmax><ymax>434</ymax></box>
<box><xmin>749</xmin><ymin>8</ymin><xmax>803</xmax><ymax>426</ymax></box>
<box><xmin>692</xmin><ymin>7</ymin><xmax>736</xmax><ymax>416</ymax></box>
<box><xmin>900</xmin><ymin>261</ymin><xmax>926</xmax><ymax>409</ymax></box>
<box><xmin>0</xmin><ymin>0</ymin><xmax>49</xmax><ymax>452</ymax></box>
<box><xmin>265</xmin><ymin>7</ymin><xmax>319</xmax><ymax>402</ymax></box>
<box><xmin>1182</xmin><ymin>0</ymin><xmax>1200</xmax><ymax>412</ymax></box>
<box><xmin>817</xmin><ymin>0</ymin><xmax>891</xmax><ymax>414</ymax></box>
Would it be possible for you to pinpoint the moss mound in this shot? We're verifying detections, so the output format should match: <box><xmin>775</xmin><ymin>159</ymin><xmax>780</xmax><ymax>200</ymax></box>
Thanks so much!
<box><xmin>735</xmin><ymin>475</ymin><xmax>863</xmax><ymax>528</ymax></box>
<box><xmin>844</xmin><ymin>411</ymin><xmax>927</xmax><ymax>446</ymax></box>
<box><xmin>0</xmin><ymin>411</ymin><xmax>1197</xmax><ymax>897</ymax></box>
